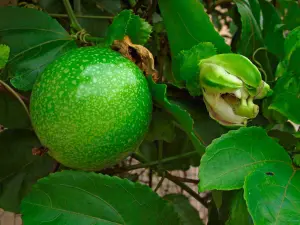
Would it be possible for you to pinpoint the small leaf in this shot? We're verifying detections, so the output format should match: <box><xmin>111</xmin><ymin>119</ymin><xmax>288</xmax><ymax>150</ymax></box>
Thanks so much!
<box><xmin>164</xmin><ymin>194</ymin><xmax>204</xmax><ymax>225</ymax></box>
<box><xmin>244</xmin><ymin>163</ymin><xmax>300</xmax><ymax>225</ymax></box>
<box><xmin>141</xmin><ymin>128</ymin><xmax>200</xmax><ymax>171</ymax></box>
<box><xmin>146</xmin><ymin>76</ymin><xmax>205</xmax><ymax>155</ymax></box>
<box><xmin>259</xmin><ymin>0</ymin><xmax>285</xmax><ymax>58</ymax></box>
<box><xmin>268</xmin><ymin>129</ymin><xmax>298</xmax><ymax>151</ymax></box>
<box><xmin>21</xmin><ymin>170</ymin><xmax>181</xmax><ymax>225</ymax></box>
<box><xmin>269</xmin><ymin>72</ymin><xmax>300</xmax><ymax>124</ymax></box>
<box><xmin>0</xmin><ymin>91</ymin><xmax>31</xmax><ymax>129</ymax></box>
<box><xmin>169</xmin><ymin>97</ymin><xmax>227</xmax><ymax>146</ymax></box>
<box><xmin>0</xmin><ymin>129</ymin><xmax>54</xmax><ymax>212</ymax></box>
<box><xmin>0</xmin><ymin>6</ymin><xmax>77</xmax><ymax>91</ymax></box>
<box><xmin>145</xmin><ymin>111</ymin><xmax>176</xmax><ymax>143</ymax></box>
<box><xmin>157</xmin><ymin>0</ymin><xmax>230</xmax><ymax>56</ymax></box>
<box><xmin>293</xmin><ymin>154</ymin><xmax>300</xmax><ymax>167</ymax></box>
<box><xmin>222</xmin><ymin>190</ymin><xmax>253</xmax><ymax>225</ymax></box>
<box><xmin>0</xmin><ymin>44</ymin><xmax>10</xmax><ymax>69</ymax></box>
<box><xmin>283</xmin><ymin>1</ymin><xmax>300</xmax><ymax>30</ymax></box>
<box><xmin>233</xmin><ymin>0</ymin><xmax>273</xmax><ymax>80</ymax></box>
<box><xmin>173</xmin><ymin>42</ymin><xmax>217</xmax><ymax>96</ymax></box>
<box><xmin>106</xmin><ymin>9</ymin><xmax>152</xmax><ymax>46</ymax></box>
<box><xmin>199</xmin><ymin>127</ymin><xmax>291</xmax><ymax>191</ymax></box>
<box><xmin>284</xmin><ymin>26</ymin><xmax>300</xmax><ymax>59</ymax></box>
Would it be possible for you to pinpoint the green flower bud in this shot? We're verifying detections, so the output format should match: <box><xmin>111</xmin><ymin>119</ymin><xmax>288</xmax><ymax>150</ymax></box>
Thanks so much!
<box><xmin>199</xmin><ymin>53</ymin><xmax>272</xmax><ymax>127</ymax></box>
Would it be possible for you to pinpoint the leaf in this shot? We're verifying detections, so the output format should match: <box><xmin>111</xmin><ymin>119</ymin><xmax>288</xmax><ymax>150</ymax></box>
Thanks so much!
<box><xmin>173</xmin><ymin>42</ymin><xmax>217</xmax><ymax>96</ymax></box>
<box><xmin>233</xmin><ymin>0</ymin><xmax>273</xmax><ymax>80</ymax></box>
<box><xmin>244</xmin><ymin>162</ymin><xmax>300</xmax><ymax>225</ymax></box>
<box><xmin>106</xmin><ymin>9</ymin><xmax>152</xmax><ymax>46</ymax></box>
<box><xmin>198</xmin><ymin>126</ymin><xmax>291</xmax><ymax>191</ymax></box>
<box><xmin>0</xmin><ymin>6</ymin><xmax>77</xmax><ymax>91</ymax></box>
<box><xmin>283</xmin><ymin>26</ymin><xmax>300</xmax><ymax>61</ymax></box>
<box><xmin>145</xmin><ymin>110</ymin><xmax>176</xmax><ymax>143</ymax></box>
<box><xmin>146</xmin><ymin>76</ymin><xmax>205</xmax><ymax>155</ymax></box>
<box><xmin>157</xmin><ymin>0</ymin><xmax>230</xmax><ymax>56</ymax></box>
<box><xmin>249</xmin><ymin>0</ymin><xmax>261</xmax><ymax>27</ymax></box>
<box><xmin>38</xmin><ymin>0</ymin><xmax>65</xmax><ymax>13</ymax></box>
<box><xmin>21</xmin><ymin>170</ymin><xmax>181</xmax><ymax>225</ymax></box>
<box><xmin>169</xmin><ymin>97</ymin><xmax>227</xmax><ymax>146</ymax></box>
<box><xmin>0</xmin><ymin>129</ymin><xmax>54</xmax><ymax>213</ymax></box>
<box><xmin>283</xmin><ymin>1</ymin><xmax>300</xmax><ymax>30</ymax></box>
<box><xmin>269</xmin><ymin>72</ymin><xmax>300</xmax><ymax>124</ymax></box>
<box><xmin>268</xmin><ymin>129</ymin><xmax>298</xmax><ymax>151</ymax></box>
<box><xmin>164</xmin><ymin>194</ymin><xmax>204</xmax><ymax>225</ymax></box>
<box><xmin>0</xmin><ymin>91</ymin><xmax>31</xmax><ymax>129</ymax></box>
<box><xmin>76</xmin><ymin>0</ymin><xmax>116</xmax><ymax>38</ymax></box>
<box><xmin>0</xmin><ymin>44</ymin><xmax>10</xmax><ymax>69</ymax></box>
<box><xmin>93</xmin><ymin>0</ymin><xmax>121</xmax><ymax>15</ymax></box>
<box><xmin>259</xmin><ymin>0</ymin><xmax>285</xmax><ymax>58</ymax></box>
<box><xmin>140</xmin><ymin>128</ymin><xmax>200</xmax><ymax>171</ymax></box>
<box><xmin>222</xmin><ymin>190</ymin><xmax>253</xmax><ymax>225</ymax></box>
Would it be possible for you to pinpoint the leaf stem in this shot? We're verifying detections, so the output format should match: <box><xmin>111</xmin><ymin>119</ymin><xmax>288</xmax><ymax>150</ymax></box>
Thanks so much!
<box><xmin>49</xmin><ymin>13</ymin><xmax>113</xmax><ymax>19</ymax></box>
<box><xmin>127</xmin><ymin>151</ymin><xmax>199</xmax><ymax>171</ymax></box>
<box><xmin>62</xmin><ymin>0</ymin><xmax>83</xmax><ymax>31</ymax></box>
<box><xmin>165</xmin><ymin>172</ymin><xmax>208</xmax><ymax>207</ymax></box>
<box><xmin>73</xmin><ymin>0</ymin><xmax>81</xmax><ymax>15</ymax></box>
<box><xmin>0</xmin><ymin>80</ymin><xmax>30</xmax><ymax>118</ymax></box>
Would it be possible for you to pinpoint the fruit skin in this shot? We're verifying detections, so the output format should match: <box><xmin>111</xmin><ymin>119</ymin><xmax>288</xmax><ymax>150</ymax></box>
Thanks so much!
<box><xmin>30</xmin><ymin>47</ymin><xmax>152</xmax><ymax>171</ymax></box>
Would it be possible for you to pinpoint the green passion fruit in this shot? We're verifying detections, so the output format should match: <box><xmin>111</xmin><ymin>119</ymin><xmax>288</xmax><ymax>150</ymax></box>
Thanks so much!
<box><xmin>30</xmin><ymin>47</ymin><xmax>152</xmax><ymax>171</ymax></box>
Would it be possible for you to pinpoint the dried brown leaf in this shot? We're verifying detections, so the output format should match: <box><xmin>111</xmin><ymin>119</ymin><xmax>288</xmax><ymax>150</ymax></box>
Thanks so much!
<box><xmin>112</xmin><ymin>36</ymin><xmax>159</xmax><ymax>82</ymax></box>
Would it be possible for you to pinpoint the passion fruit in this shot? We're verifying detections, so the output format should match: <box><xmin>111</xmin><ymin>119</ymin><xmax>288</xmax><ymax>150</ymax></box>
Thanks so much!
<box><xmin>30</xmin><ymin>47</ymin><xmax>152</xmax><ymax>170</ymax></box>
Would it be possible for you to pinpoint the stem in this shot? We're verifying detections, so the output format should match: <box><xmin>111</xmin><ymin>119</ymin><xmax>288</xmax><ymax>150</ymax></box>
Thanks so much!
<box><xmin>84</xmin><ymin>36</ymin><xmax>105</xmax><ymax>43</ymax></box>
<box><xmin>165</xmin><ymin>172</ymin><xmax>208</xmax><ymax>207</ymax></box>
<box><xmin>49</xmin><ymin>14</ymin><xmax>113</xmax><ymax>19</ymax></box>
<box><xmin>0</xmin><ymin>80</ymin><xmax>30</xmax><ymax>118</ymax></box>
<box><xmin>74</xmin><ymin>0</ymin><xmax>81</xmax><ymax>15</ymax></box>
<box><xmin>62</xmin><ymin>0</ymin><xmax>83</xmax><ymax>31</ymax></box>
<box><xmin>127</xmin><ymin>151</ymin><xmax>199</xmax><ymax>171</ymax></box>
<box><xmin>168</xmin><ymin>175</ymin><xmax>199</xmax><ymax>184</ymax></box>
<box><xmin>154</xmin><ymin>175</ymin><xmax>165</xmax><ymax>192</ymax></box>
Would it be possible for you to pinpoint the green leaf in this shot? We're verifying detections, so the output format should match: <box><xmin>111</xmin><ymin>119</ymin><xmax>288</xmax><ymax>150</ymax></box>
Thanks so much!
<box><xmin>284</xmin><ymin>26</ymin><xmax>300</xmax><ymax>59</ymax></box>
<box><xmin>76</xmin><ymin>0</ymin><xmax>117</xmax><ymax>38</ymax></box>
<box><xmin>0</xmin><ymin>6</ymin><xmax>77</xmax><ymax>91</ymax></box>
<box><xmin>212</xmin><ymin>190</ymin><xmax>223</xmax><ymax>209</ymax></box>
<box><xmin>0</xmin><ymin>91</ymin><xmax>31</xmax><ymax>129</ymax></box>
<box><xmin>283</xmin><ymin>1</ymin><xmax>300</xmax><ymax>30</ymax></box>
<box><xmin>157</xmin><ymin>0</ymin><xmax>230</xmax><ymax>56</ymax></box>
<box><xmin>0</xmin><ymin>129</ymin><xmax>54</xmax><ymax>213</ymax></box>
<box><xmin>0</xmin><ymin>44</ymin><xmax>10</xmax><ymax>69</ymax></box>
<box><xmin>233</xmin><ymin>0</ymin><xmax>273</xmax><ymax>81</ymax></box>
<box><xmin>244</xmin><ymin>163</ymin><xmax>300</xmax><ymax>225</ymax></box>
<box><xmin>199</xmin><ymin>126</ymin><xmax>291</xmax><ymax>191</ymax></box>
<box><xmin>259</xmin><ymin>0</ymin><xmax>285</xmax><ymax>58</ymax></box>
<box><xmin>169</xmin><ymin>98</ymin><xmax>227</xmax><ymax>146</ymax></box>
<box><xmin>93</xmin><ymin>0</ymin><xmax>121</xmax><ymax>15</ymax></box>
<box><xmin>105</xmin><ymin>9</ymin><xmax>152</xmax><ymax>45</ymax></box>
<box><xmin>21</xmin><ymin>170</ymin><xmax>181</xmax><ymax>225</ymax></box>
<box><xmin>146</xmin><ymin>76</ymin><xmax>205</xmax><ymax>155</ymax></box>
<box><xmin>269</xmin><ymin>72</ymin><xmax>300</xmax><ymax>124</ymax></box>
<box><xmin>268</xmin><ymin>129</ymin><xmax>298</xmax><ymax>151</ymax></box>
<box><xmin>222</xmin><ymin>190</ymin><xmax>253</xmax><ymax>225</ymax></box>
<box><xmin>39</xmin><ymin>0</ymin><xmax>64</xmax><ymax>13</ymax></box>
<box><xmin>140</xmin><ymin>128</ymin><xmax>200</xmax><ymax>171</ymax></box>
<box><xmin>145</xmin><ymin>110</ymin><xmax>176</xmax><ymax>143</ymax></box>
<box><xmin>173</xmin><ymin>42</ymin><xmax>217</xmax><ymax>96</ymax></box>
<box><xmin>249</xmin><ymin>0</ymin><xmax>261</xmax><ymax>27</ymax></box>
<box><xmin>293</xmin><ymin>154</ymin><xmax>300</xmax><ymax>167</ymax></box>
<box><xmin>164</xmin><ymin>194</ymin><xmax>204</xmax><ymax>225</ymax></box>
